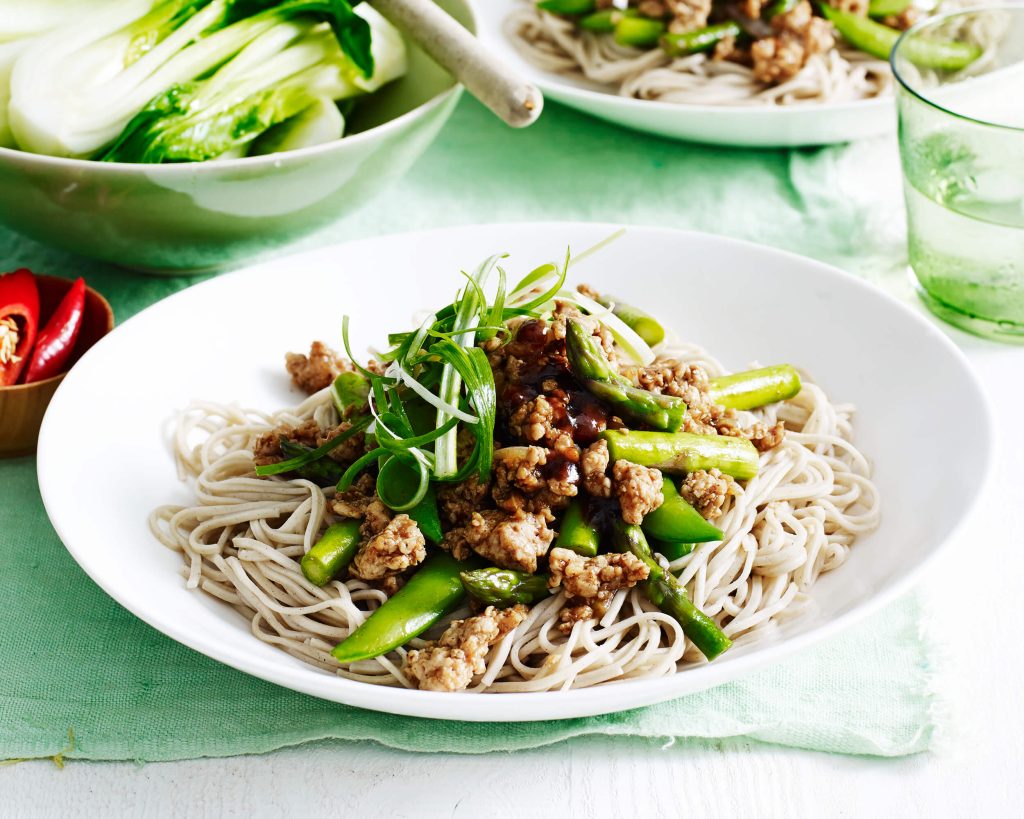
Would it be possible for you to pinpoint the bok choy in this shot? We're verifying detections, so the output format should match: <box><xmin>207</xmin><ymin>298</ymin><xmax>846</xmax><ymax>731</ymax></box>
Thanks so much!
<box><xmin>4</xmin><ymin>0</ymin><xmax>406</xmax><ymax>161</ymax></box>
<box><xmin>0</xmin><ymin>0</ymin><xmax>112</xmax><ymax>147</ymax></box>
<box><xmin>0</xmin><ymin>0</ymin><xmax>112</xmax><ymax>43</ymax></box>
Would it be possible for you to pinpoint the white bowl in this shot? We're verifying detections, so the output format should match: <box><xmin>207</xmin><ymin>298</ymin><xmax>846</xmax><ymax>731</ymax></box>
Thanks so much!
<box><xmin>37</xmin><ymin>222</ymin><xmax>993</xmax><ymax>721</ymax></box>
<box><xmin>474</xmin><ymin>0</ymin><xmax>895</xmax><ymax>147</ymax></box>
<box><xmin>0</xmin><ymin>0</ymin><xmax>473</xmax><ymax>273</ymax></box>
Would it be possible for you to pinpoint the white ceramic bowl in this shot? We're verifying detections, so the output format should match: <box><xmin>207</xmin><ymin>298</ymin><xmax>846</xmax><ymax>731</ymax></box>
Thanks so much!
<box><xmin>475</xmin><ymin>0</ymin><xmax>895</xmax><ymax>147</ymax></box>
<box><xmin>37</xmin><ymin>222</ymin><xmax>994</xmax><ymax>721</ymax></box>
<box><xmin>0</xmin><ymin>0</ymin><xmax>473</xmax><ymax>274</ymax></box>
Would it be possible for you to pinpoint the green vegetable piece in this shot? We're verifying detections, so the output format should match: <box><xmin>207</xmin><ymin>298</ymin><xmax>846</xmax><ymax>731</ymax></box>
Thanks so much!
<box><xmin>614</xmin><ymin>15</ymin><xmax>665</xmax><ymax>47</ymax></box>
<box><xmin>867</xmin><ymin>0</ymin><xmax>912</xmax><ymax>17</ymax></box>
<box><xmin>301</xmin><ymin>520</ymin><xmax>362</xmax><ymax>586</ymax></box>
<box><xmin>536</xmin><ymin>0</ymin><xmax>596</xmax><ymax>15</ymax></box>
<box><xmin>821</xmin><ymin>5</ymin><xmax>981</xmax><ymax>69</ymax></box>
<box><xmin>407</xmin><ymin>484</ymin><xmax>443</xmax><ymax>545</ymax></box>
<box><xmin>579</xmin><ymin>8</ymin><xmax>636</xmax><ymax>32</ymax></box>
<box><xmin>121</xmin><ymin>0</ymin><xmax>209</xmax><ymax>66</ymax></box>
<box><xmin>765</xmin><ymin>0</ymin><xmax>799</xmax><ymax>17</ymax></box>
<box><xmin>565</xmin><ymin>319</ymin><xmax>686</xmax><ymax>432</ymax></box>
<box><xmin>597</xmin><ymin>295</ymin><xmax>665</xmax><ymax>346</ymax></box>
<box><xmin>9</xmin><ymin>0</ymin><xmax>404</xmax><ymax>159</ymax></box>
<box><xmin>331</xmin><ymin>553</ymin><xmax>482</xmax><ymax>663</ymax></box>
<box><xmin>648</xmin><ymin>538</ymin><xmax>694</xmax><ymax>561</ymax></box>
<box><xmin>256</xmin><ymin>415</ymin><xmax>370</xmax><ymax>477</ymax></box>
<box><xmin>554</xmin><ymin>499</ymin><xmax>601</xmax><ymax>557</ymax></box>
<box><xmin>104</xmin><ymin>80</ymin><xmax>315</xmax><ymax>163</ymax></box>
<box><xmin>377</xmin><ymin>456</ymin><xmax>429</xmax><ymax>513</ymax></box>
<box><xmin>642</xmin><ymin>477</ymin><xmax>724</xmax><ymax>543</ymax></box>
<box><xmin>403</xmin><ymin>396</ymin><xmax>439</xmax><ymax>437</ymax></box>
<box><xmin>707</xmin><ymin>364</ymin><xmax>802</xmax><ymax>411</ymax></box>
<box><xmin>100</xmin><ymin>1</ymin><xmax>404</xmax><ymax>163</ymax></box>
<box><xmin>611</xmin><ymin>520</ymin><xmax>731</xmax><ymax>660</ymax></box>
<box><xmin>460</xmin><ymin>568</ymin><xmax>552</xmax><ymax>606</ymax></box>
<box><xmin>661</xmin><ymin>21</ymin><xmax>742</xmax><ymax>57</ymax></box>
<box><xmin>249</xmin><ymin>96</ymin><xmax>345</xmax><ymax>156</ymax></box>
<box><xmin>602</xmin><ymin>429</ymin><xmax>759</xmax><ymax>480</ymax></box>
<box><xmin>371</xmin><ymin>401</ymin><xmax>446</xmax><ymax>542</ymax></box>
<box><xmin>226</xmin><ymin>0</ymin><xmax>375</xmax><ymax>78</ymax></box>
<box><xmin>279</xmin><ymin>440</ymin><xmax>346</xmax><ymax>485</ymax></box>
<box><xmin>644</xmin><ymin>576</ymin><xmax>731</xmax><ymax>660</ymax></box>
<box><xmin>431</xmin><ymin>263</ymin><xmax>499</xmax><ymax>481</ymax></box>
<box><xmin>332</xmin><ymin>371</ymin><xmax>370</xmax><ymax>417</ymax></box>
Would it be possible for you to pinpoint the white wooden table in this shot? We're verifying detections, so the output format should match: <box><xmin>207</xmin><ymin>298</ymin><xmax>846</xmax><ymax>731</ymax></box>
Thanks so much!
<box><xmin>5</xmin><ymin>308</ymin><xmax>1022</xmax><ymax>819</ymax></box>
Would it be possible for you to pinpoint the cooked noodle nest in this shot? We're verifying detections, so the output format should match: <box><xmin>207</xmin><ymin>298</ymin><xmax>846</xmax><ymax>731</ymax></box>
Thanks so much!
<box><xmin>150</xmin><ymin>342</ymin><xmax>880</xmax><ymax>693</ymax></box>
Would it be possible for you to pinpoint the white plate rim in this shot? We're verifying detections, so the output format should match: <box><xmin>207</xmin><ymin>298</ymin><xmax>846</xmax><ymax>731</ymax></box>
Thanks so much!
<box><xmin>37</xmin><ymin>221</ymin><xmax>996</xmax><ymax>722</ymax></box>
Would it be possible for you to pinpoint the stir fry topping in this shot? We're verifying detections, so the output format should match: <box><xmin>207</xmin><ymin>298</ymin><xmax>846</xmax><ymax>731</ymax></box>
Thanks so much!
<box><xmin>245</xmin><ymin>246</ymin><xmax>812</xmax><ymax>688</ymax></box>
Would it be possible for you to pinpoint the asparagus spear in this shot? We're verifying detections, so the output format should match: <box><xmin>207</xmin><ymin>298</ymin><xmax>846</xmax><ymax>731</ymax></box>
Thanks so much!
<box><xmin>649</xmin><ymin>538</ymin><xmax>694</xmax><ymax>560</ymax></box>
<box><xmin>594</xmin><ymin>295</ymin><xmax>665</xmax><ymax>346</ymax></box>
<box><xmin>642</xmin><ymin>476</ymin><xmax>724</xmax><ymax>543</ymax></box>
<box><xmin>707</xmin><ymin>364</ymin><xmax>801</xmax><ymax>411</ymax></box>
<box><xmin>661</xmin><ymin>21</ymin><xmax>742</xmax><ymax>57</ymax></box>
<box><xmin>461</xmin><ymin>568</ymin><xmax>552</xmax><ymax>606</ymax></box>
<box><xmin>332</xmin><ymin>553</ymin><xmax>482</xmax><ymax>663</ymax></box>
<box><xmin>565</xmin><ymin>319</ymin><xmax>686</xmax><ymax>432</ymax></box>
<box><xmin>615</xmin><ymin>15</ymin><xmax>665</xmax><ymax>47</ymax></box>
<box><xmin>537</xmin><ymin>0</ymin><xmax>596</xmax><ymax>14</ymax></box>
<box><xmin>301</xmin><ymin>520</ymin><xmax>362</xmax><ymax>586</ymax></box>
<box><xmin>612</xmin><ymin>520</ymin><xmax>731</xmax><ymax>660</ymax></box>
<box><xmin>602</xmin><ymin>429</ymin><xmax>759</xmax><ymax>480</ymax></box>
<box><xmin>580</xmin><ymin>8</ymin><xmax>636</xmax><ymax>32</ymax></box>
<box><xmin>867</xmin><ymin>0</ymin><xmax>911</xmax><ymax>15</ymax></box>
<box><xmin>554</xmin><ymin>499</ymin><xmax>601</xmax><ymax>557</ymax></box>
<box><xmin>644</xmin><ymin>575</ymin><xmax>731</xmax><ymax>660</ymax></box>
<box><xmin>820</xmin><ymin>5</ymin><xmax>981</xmax><ymax>69</ymax></box>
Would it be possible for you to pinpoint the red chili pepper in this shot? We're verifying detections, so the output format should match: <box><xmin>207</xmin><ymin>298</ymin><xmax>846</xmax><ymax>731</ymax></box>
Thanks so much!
<box><xmin>24</xmin><ymin>277</ymin><xmax>87</xmax><ymax>384</ymax></box>
<box><xmin>0</xmin><ymin>268</ymin><xmax>40</xmax><ymax>386</ymax></box>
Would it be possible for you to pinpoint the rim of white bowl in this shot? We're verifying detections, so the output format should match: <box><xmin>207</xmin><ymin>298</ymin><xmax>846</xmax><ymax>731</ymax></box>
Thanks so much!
<box><xmin>37</xmin><ymin>222</ymin><xmax>998</xmax><ymax>721</ymax></box>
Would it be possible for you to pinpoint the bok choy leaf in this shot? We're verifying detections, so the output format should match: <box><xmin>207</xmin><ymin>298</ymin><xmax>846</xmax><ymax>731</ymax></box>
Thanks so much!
<box><xmin>7</xmin><ymin>0</ymin><xmax>403</xmax><ymax>160</ymax></box>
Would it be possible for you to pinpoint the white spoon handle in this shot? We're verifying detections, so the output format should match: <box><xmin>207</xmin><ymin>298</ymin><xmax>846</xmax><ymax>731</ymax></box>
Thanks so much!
<box><xmin>370</xmin><ymin>0</ymin><xmax>543</xmax><ymax>128</ymax></box>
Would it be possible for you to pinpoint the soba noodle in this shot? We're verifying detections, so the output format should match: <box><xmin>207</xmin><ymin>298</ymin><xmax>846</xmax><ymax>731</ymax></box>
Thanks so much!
<box><xmin>150</xmin><ymin>342</ymin><xmax>880</xmax><ymax>692</ymax></box>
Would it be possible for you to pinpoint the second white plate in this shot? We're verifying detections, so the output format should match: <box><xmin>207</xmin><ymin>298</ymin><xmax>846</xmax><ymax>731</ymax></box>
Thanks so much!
<box><xmin>38</xmin><ymin>223</ymin><xmax>992</xmax><ymax>721</ymax></box>
<box><xmin>475</xmin><ymin>0</ymin><xmax>896</xmax><ymax>146</ymax></box>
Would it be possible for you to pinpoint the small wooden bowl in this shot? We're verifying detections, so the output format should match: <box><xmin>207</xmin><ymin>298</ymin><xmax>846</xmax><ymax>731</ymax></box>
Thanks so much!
<box><xmin>0</xmin><ymin>276</ymin><xmax>113</xmax><ymax>458</ymax></box>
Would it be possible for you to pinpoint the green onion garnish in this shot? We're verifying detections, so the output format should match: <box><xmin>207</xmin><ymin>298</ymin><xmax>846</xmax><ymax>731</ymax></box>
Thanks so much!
<box><xmin>264</xmin><ymin>234</ymin><xmax>641</xmax><ymax>505</ymax></box>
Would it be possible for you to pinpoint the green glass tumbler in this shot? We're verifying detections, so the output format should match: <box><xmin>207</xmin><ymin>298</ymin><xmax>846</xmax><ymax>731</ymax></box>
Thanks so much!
<box><xmin>893</xmin><ymin>6</ymin><xmax>1024</xmax><ymax>343</ymax></box>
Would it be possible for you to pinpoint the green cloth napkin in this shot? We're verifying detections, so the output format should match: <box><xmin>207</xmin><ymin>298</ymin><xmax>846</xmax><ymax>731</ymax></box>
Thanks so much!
<box><xmin>0</xmin><ymin>98</ymin><xmax>933</xmax><ymax>762</ymax></box>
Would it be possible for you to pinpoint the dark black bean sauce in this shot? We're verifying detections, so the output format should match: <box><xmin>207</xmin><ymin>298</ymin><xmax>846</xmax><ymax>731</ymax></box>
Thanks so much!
<box><xmin>498</xmin><ymin>319</ymin><xmax>612</xmax><ymax>447</ymax></box>
<box><xmin>567</xmin><ymin>392</ymin><xmax>608</xmax><ymax>445</ymax></box>
<box><xmin>582</xmin><ymin>496</ymin><xmax>620</xmax><ymax>540</ymax></box>
<box><xmin>541</xmin><ymin>452</ymin><xmax>580</xmax><ymax>485</ymax></box>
